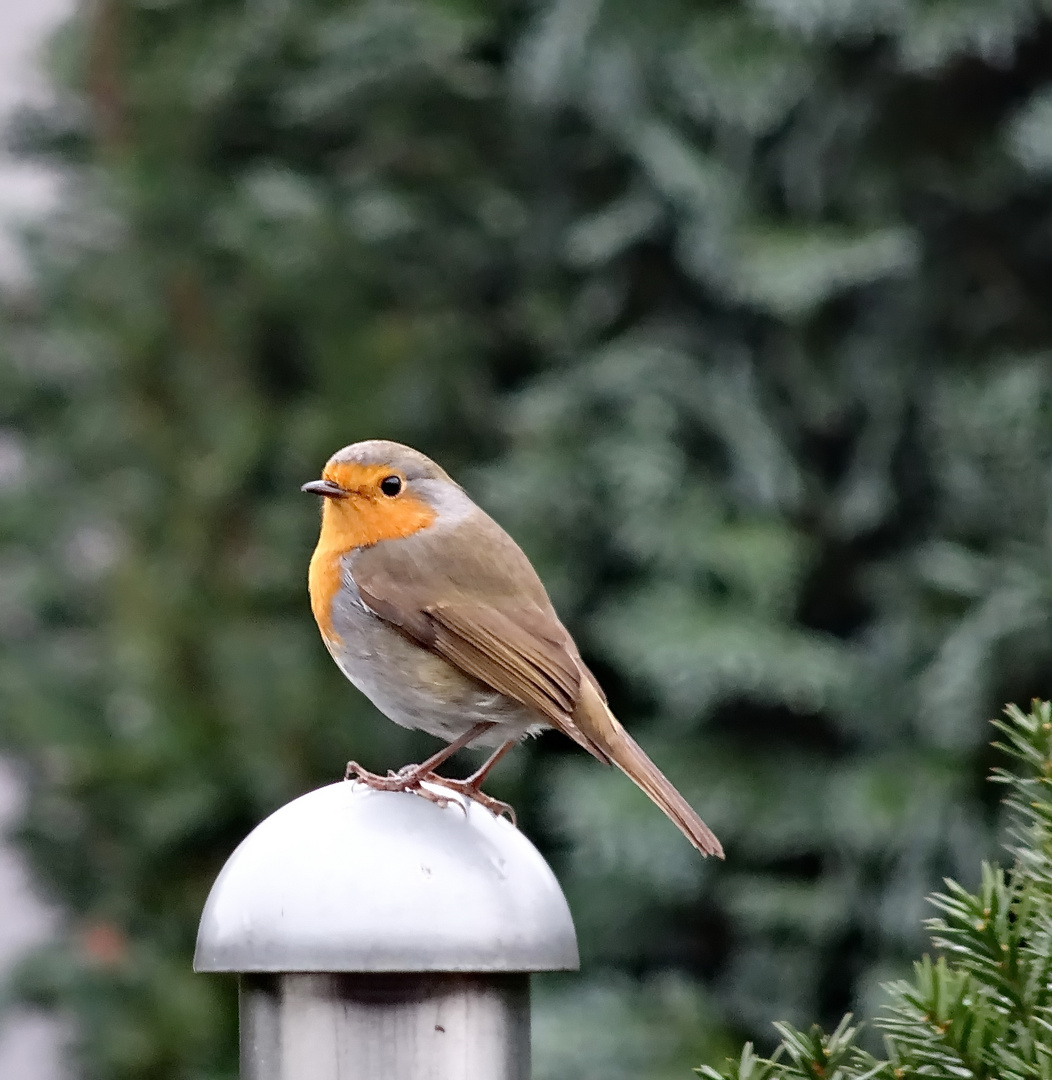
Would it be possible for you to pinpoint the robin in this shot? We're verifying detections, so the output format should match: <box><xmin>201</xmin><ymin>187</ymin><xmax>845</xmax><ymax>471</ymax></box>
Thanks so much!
<box><xmin>302</xmin><ymin>440</ymin><xmax>723</xmax><ymax>857</ymax></box>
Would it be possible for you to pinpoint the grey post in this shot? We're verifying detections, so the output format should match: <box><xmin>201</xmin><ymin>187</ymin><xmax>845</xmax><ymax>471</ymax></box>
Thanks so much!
<box><xmin>194</xmin><ymin>779</ymin><xmax>578</xmax><ymax>1080</ymax></box>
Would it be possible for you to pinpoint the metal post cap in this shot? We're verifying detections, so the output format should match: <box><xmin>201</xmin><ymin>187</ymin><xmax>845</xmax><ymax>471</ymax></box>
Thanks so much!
<box><xmin>194</xmin><ymin>780</ymin><xmax>579</xmax><ymax>973</ymax></box>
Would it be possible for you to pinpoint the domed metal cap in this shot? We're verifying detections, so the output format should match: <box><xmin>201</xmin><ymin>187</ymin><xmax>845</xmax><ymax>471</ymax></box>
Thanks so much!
<box><xmin>194</xmin><ymin>780</ymin><xmax>578</xmax><ymax>973</ymax></box>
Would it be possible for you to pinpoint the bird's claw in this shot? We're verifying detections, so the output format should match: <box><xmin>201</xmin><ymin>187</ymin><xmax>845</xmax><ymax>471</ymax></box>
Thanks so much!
<box><xmin>344</xmin><ymin>762</ymin><xmax>516</xmax><ymax>823</ymax></box>
<box><xmin>344</xmin><ymin>761</ymin><xmax>454</xmax><ymax>810</ymax></box>
<box><xmin>417</xmin><ymin>772</ymin><xmax>517</xmax><ymax>825</ymax></box>
<box><xmin>345</xmin><ymin>761</ymin><xmax>420</xmax><ymax>791</ymax></box>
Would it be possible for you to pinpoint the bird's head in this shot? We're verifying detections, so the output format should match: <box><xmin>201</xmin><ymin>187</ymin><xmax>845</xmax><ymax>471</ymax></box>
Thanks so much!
<box><xmin>302</xmin><ymin>440</ymin><xmax>457</xmax><ymax>551</ymax></box>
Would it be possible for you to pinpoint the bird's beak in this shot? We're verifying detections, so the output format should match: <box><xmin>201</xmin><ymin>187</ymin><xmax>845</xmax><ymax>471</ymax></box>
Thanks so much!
<box><xmin>301</xmin><ymin>479</ymin><xmax>348</xmax><ymax>499</ymax></box>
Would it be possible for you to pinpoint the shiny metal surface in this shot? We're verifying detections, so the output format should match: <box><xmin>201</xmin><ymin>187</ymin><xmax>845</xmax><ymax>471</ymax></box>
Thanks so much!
<box><xmin>194</xmin><ymin>780</ymin><xmax>578</xmax><ymax>972</ymax></box>
<box><xmin>240</xmin><ymin>973</ymin><xmax>529</xmax><ymax>1080</ymax></box>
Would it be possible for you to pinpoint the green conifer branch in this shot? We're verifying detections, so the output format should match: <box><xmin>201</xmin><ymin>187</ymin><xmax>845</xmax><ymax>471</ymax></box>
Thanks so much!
<box><xmin>698</xmin><ymin>701</ymin><xmax>1052</xmax><ymax>1080</ymax></box>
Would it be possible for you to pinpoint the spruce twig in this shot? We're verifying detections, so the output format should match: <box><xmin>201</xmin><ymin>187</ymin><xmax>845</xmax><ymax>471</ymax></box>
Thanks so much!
<box><xmin>699</xmin><ymin>701</ymin><xmax>1052</xmax><ymax>1080</ymax></box>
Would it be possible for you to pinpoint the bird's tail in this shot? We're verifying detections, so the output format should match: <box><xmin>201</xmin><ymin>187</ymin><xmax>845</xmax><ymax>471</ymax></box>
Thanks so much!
<box><xmin>571</xmin><ymin>679</ymin><xmax>724</xmax><ymax>858</ymax></box>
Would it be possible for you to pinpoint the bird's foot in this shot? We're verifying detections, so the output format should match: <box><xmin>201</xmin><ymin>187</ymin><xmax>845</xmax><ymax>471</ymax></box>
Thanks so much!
<box><xmin>343</xmin><ymin>761</ymin><xmax>516</xmax><ymax>821</ymax></box>
<box><xmin>417</xmin><ymin>772</ymin><xmax>517</xmax><ymax>825</ymax></box>
<box><xmin>343</xmin><ymin>761</ymin><xmax>455</xmax><ymax>810</ymax></box>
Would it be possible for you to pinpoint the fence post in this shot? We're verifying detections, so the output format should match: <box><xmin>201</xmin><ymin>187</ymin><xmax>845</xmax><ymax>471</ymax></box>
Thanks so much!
<box><xmin>194</xmin><ymin>779</ymin><xmax>579</xmax><ymax>1080</ymax></box>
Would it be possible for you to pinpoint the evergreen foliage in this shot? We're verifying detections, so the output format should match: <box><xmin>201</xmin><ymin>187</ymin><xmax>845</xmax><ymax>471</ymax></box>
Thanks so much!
<box><xmin>698</xmin><ymin>701</ymin><xmax>1052</xmax><ymax>1080</ymax></box>
<box><xmin>1</xmin><ymin>0</ymin><xmax>1052</xmax><ymax>1078</ymax></box>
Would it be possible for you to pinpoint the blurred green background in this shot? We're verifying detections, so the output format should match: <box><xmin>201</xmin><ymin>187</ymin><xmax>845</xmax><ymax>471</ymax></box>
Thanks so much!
<box><xmin>2</xmin><ymin>0</ymin><xmax>1052</xmax><ymax>1077</ymax></box>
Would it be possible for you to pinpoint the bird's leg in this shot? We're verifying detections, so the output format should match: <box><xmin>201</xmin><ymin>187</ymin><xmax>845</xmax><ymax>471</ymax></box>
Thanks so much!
<box><xmin>344</xmin><ymin>721</ymin><xmax>497</xmax><ymax>807</ymax></box>
<box><xmin>418</xmin><ymin>739</ymin><xmax>519</xmax><ymax>824</ymax></box>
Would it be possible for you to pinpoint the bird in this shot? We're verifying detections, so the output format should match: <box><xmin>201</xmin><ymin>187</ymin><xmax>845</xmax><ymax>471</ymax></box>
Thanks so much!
<box><xmin>302</xmin><ymin>439</ymin><xmax>723</xmax><ymax>857</ymax></box>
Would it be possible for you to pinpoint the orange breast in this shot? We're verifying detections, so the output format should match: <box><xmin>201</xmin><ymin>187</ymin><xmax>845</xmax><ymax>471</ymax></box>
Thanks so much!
<box><xmin>307</xmin><ymin>469</ymin><xmax>436</xmax><ymax>640</ymax></box>
<box><xmin>308</xmin><ymin>538</ymin><xmax>347</xmax><ymax>644</ymax></box>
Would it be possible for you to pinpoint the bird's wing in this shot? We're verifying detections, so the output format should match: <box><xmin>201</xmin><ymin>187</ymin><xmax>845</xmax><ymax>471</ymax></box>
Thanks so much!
<box><xmin>350</xmin><ymin>537</ymin><xmax>610</xmax><ymax>762</ymax></box>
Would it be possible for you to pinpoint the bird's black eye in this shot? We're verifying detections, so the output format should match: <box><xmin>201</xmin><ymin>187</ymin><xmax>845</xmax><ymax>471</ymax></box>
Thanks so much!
<box><xmin>379</xmin><ymin>475</ymin><xmax>403</xmax><ymax>497</ymax></box>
